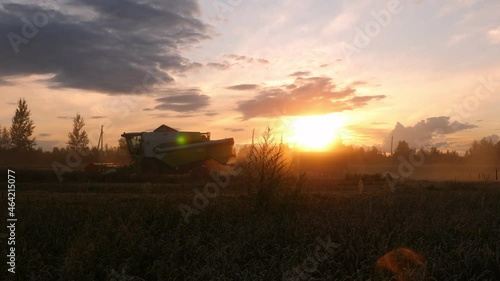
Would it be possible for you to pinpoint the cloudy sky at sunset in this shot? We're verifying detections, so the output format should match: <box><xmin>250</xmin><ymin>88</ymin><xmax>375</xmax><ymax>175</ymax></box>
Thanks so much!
<box><xmin>0</xmin><ymin>0</ymin><xmax>498</xmax><ymax>153</ymax></box>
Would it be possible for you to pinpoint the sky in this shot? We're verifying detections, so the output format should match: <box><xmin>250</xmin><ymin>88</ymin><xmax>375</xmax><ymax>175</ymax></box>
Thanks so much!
<box><xmin>0</xmin><ymin>0</ymin><xmax>498</xmax><ymax>153</ymax></box>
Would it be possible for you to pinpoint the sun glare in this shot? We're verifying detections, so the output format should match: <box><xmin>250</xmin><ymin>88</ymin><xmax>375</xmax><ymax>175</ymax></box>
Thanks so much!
<box><xmin>290</xmin><ymin>114</ymin><xmax>345</xmax><ymax>151</ymax></box>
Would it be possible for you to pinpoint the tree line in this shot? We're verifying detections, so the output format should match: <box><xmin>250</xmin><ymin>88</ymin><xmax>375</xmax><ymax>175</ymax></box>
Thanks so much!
<box><xmin>1</xmin><ymin>98</ymin><xmax>499</xmax><ymax>169</ymax></box>
<box><xmin>0</xmin><ymin>98</ymin><xmax>129</xmax><ymax>168</ymax></box>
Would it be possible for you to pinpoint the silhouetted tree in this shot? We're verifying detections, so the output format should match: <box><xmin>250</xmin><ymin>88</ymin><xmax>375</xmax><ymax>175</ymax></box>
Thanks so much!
<box><xmin>496</xmin><ymin>141</ymin><xmax>500</xmax><ymax>159</ymax></box>
<box><xmin>465</xmin><ymin>138</ymin><xmax>497</xmax><ymax>164</ymax></box>
<box><xmin>394</xmin><ymin>140</ymin><xmax>412</xmax><ymax>160</ymax></box>
<box><xmin>67</xmin><ymin>113</ymin><xmax>89</xmax><ymax>154</ymax></box>
<box><xmin>117</xmin><ymin>137</ymin><xmax>129</xmax><ymax>160</ymax></box>
<box><xmin>10</xmin><ymin>98</ymin><xmax>36</xmax><ymax>151</ymax></box>
<box><xmin>0</xmin><ymin>125</ymin><xmax>11</xmax><ymax>150</ymax></box>
<box><xmin>243</xmin><ymin>127</ymin><xmax>304</xmax><ymax>209</ymax></box>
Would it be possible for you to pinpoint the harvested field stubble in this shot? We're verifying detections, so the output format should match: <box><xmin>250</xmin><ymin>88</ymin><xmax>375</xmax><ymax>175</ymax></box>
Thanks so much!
<box><xmin>0</xmin><ymin>181</ymin><xmax>499</xmax><ymax>280</ymax></box>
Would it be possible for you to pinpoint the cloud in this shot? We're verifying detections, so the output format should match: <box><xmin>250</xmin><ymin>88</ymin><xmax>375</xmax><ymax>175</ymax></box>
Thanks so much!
<box><xmin>38</xmin><ymin>133</ymin><xmax>51</xmax><ymax>137</ymax></box>
<box><xmin>481</xmin><ymin>134</ymin><xmax>499</xmax><ymax>143</ymax></box>
<box><xmin>57</xmin><ymin>116</ymin><xmax>72</xmax><ymax>120</ymax></box>
<box><xmin>289</xmin><ymin>71</ymin><xmax>311</xmax><ymax>77</ymax></box>
<box><xmin>225</xmin><ymin>84</ymin><xmax>259</xmax><ymax>91</ymax></box>
<box><xmin>223</xmin><ymin>54</ymin><xmax>269</xmax><ymax>64</ymax></box>
<box><xmin>487</xmin><ymin>26</ymin><xmax>500</xmax><ymax>44</ymax></box>
<box><xmin>0</xmin><ymin>78</ymin><xmax>12</xmax><ymax>86</ymax></box>
<box><xmin>382</xmin><ymin>116</ymin><xmax>477</xmax><ymax>151</ymax></box>
<box><xmin>205</xmin><ymin>54</ymin><xmax>269</xmax><ymax>71</ymax></box>
<box><xmin>91</xmin><ymin>116</ymin><xmax>106</xmax><ymax>119</ymax></box>
<box><xmin>206</xmin><ymin>61</ymin><xmax>231</xmax><ymax>70</ymax></box>
<box><xmin>154</xmin><ymin>88</ymin><xmax>209</xmax><ymax>112</ymax></box>
<box><xmin>237</xmin><ymin>76</ymin><xmax>384</xmax><ymax>120</ymax></box>
<box><xmin>0</xmin><ymin>0</ymin><xmax>211</xmax><ymax>94</ymax></box>
<box><xmin>205</xmin><ymin>112</ymin><xmax>218</xmax><ymax>116</ymax></box>
<box><xmin>224</xmin><ymin>128</ymin><xmax>244</xmax><ymax>132</ymax></box>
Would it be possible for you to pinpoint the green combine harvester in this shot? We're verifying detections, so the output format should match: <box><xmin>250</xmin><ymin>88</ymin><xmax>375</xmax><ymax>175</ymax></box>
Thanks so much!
<box><xmin>122</xmin><ymin>124</ymin><xmax>234</xmax><ymax>174</ymax></box>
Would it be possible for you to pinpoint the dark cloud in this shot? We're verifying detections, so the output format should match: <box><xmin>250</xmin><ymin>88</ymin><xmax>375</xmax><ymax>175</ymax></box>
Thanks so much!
<box><xmin>224</xmin><ymin>128</ymin><xmax>244</xmax><ymax>132</ymax></box>
<box><xmin>0</xmin><ymin>0</ymin><xmax>211</xmax><ymax>94</ymax></box>
<box><xmin>57</xmin><ymin>116</ymin><xmax>72</xmax><ymax>119</ymax></box>
<box><xmin>289</xmin><ymin>71</ymin><xmax>311</xmax><ymax>77</ymax></box>
<box><xmin>205</xmin><ymin>112</ymin><xmax>218</xmax><ymax>116</ymax></box>
<box><xmin>225</xmin><ymin>84</ymin><xmax>259</xmax><ymax>91</ymax></box>
<box><xmin>91</xmin><ymin>116</ymin><xmax>106</xmax><ymax>119</ymax></box>
<box><xmin>154</xmin><ymin>88</ymin><xmax>209</xmax><ymax>112</ymax></box>
<box><xmin>237</xmin><ymin>76</ymin><xmax>384</xmax><ymax>120</ymax></box>
<box><xmin>38</xmin><ymin>133</ymin><xmax>51</xmax><ymax>137</ymax></box>
<box><xmin>320</xmin><ymin>64</ymin><xmax>329</xmax><ymax>68</ymax></box>
<box><xmin>382</xmin><ymin>116</ymin><xmax>478</xmax><ymax>151</ymax></box>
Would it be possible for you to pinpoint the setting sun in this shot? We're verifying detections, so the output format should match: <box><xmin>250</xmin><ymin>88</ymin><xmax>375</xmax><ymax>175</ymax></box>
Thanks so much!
<box><xmin>290</xmin><ymin>114</ymin><xmax>345</xmax><ymax>151</ymax></box>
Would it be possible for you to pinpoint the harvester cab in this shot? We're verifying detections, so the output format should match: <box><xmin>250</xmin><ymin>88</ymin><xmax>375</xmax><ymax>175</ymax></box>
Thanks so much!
<box><xmin>121</xmin><ymin>124</ymin><xmax>234</xmax><ymax>174</ymax></box>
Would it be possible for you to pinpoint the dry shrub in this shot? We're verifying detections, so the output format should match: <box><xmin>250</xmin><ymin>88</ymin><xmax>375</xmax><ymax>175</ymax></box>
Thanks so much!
<box><xmin>241</xmin><ymin>126</ymin><xmax>305</xmax><ymax>210</ymax></box>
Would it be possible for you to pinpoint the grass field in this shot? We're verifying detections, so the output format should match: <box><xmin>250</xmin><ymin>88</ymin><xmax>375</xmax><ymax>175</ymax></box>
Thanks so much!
<box><xmin>1</xmin><ymin>178</ymin><xmax>499</xmax><ymax>281</ymax></box>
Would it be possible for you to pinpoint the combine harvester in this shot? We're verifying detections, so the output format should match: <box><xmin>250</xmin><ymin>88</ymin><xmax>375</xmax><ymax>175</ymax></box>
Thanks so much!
<box><xmin>121</xmin><ymin>124</ymin><xmax>234</xmax><ymax>175</ymax></box>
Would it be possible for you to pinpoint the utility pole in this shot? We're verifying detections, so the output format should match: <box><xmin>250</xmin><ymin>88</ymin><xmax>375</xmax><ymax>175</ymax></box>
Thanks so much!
<box><xmin>390</xmin><ymin>135</ymin><xmax>394</xmax><ymax>156</ymax></box>
<box><xmin>97</xmin><ymin>125</ymin><xmax>104</xmax><ymax>160</ymax></box>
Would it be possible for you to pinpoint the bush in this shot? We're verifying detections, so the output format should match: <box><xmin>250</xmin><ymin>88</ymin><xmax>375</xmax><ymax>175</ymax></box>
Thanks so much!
<box><xmin>242</xmin><ymin>126</ymin><xmax>305</xmax><ymax>210</ymax></box>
